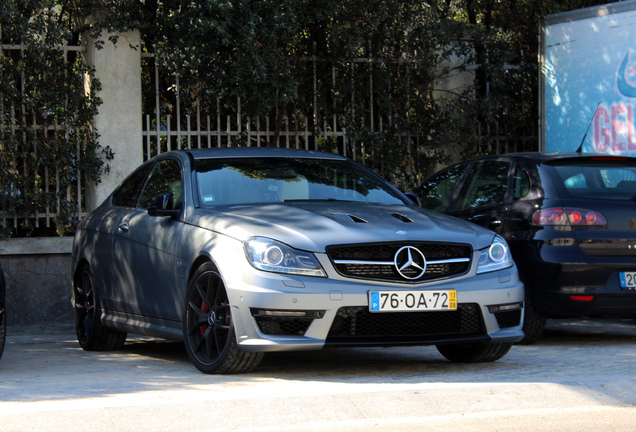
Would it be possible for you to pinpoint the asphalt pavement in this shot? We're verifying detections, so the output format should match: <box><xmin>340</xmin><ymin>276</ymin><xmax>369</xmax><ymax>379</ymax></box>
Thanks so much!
<box><xmin>0</xmin><ymin>318</ymin><xmax>635</xmax><ymax>431</ymax></box>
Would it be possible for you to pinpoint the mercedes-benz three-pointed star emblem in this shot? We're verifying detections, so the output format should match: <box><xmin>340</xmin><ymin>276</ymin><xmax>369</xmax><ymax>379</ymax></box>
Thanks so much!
<box><xmin>394</xmin><ymin>246</ymin><xmax>427</xmax><ymax>280</ymax></box>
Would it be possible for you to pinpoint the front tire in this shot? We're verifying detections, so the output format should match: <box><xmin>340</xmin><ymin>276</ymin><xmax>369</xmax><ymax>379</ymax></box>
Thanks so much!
<box><xmin>73</xmin><ymin>264</ymin><xmax>127</xmax><ymax>351</ymax></box>
<box><xmin>183</xmin><ymin>262</ymin><xmax>263</xmax><ymax>374</ymax></box>
<box><xmin>436</xmin><ymin>342</ymin><xmax>512</xmax><ymax>363</ymax></box>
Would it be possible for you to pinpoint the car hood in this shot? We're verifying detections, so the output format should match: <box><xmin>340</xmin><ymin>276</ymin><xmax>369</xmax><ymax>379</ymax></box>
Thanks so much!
<box><xmin>189</xmin><ymin>202</ymin><xmax>495</xmax><ymax>252</ymax></box>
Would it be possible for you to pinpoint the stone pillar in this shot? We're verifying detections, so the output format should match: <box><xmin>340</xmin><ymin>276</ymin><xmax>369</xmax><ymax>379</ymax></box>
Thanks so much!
<box><xmin>84</xmin><ymin>30</ymin><xmax>143</xmax><ymax>210</ymax></box>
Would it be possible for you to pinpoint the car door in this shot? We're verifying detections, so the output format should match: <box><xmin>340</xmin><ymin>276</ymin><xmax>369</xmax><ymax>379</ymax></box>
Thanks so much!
<box><xmin>449</xmin><ymin>160</ymin><xmax>512</xmax><ymax>234</ymax></box>
<box><xmin>448</xmin><ymin>159</ymin><xmax>538</xmax><ymax>251</ymax></box>
<box><xmin>418</xmin><ymin>157</ymin><xmax>539</xmax><ymax>268</ymax></box>
<box><xmin>416</xmin><ymin>163</ymin><xmax>469</xmax><ymax>212</ymax></box>
<box><xmin>96</xmin><ymin>162</ymin><xmax>153</xmax><ymax>313</ymax></box>
<box><xmin>111</xmin><ymin>157</ymin><xmax>186</xmax><ymax>322</ymax></box>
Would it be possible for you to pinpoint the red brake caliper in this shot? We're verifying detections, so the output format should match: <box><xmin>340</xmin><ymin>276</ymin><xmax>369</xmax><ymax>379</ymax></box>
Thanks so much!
<box><xmin>200</xmin><ymin>301</ymin><xmax>209</xmax><ymax>335</ymax></box>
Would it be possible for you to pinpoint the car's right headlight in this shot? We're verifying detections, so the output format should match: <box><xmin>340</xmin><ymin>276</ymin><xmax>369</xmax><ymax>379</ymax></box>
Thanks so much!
<box><xmin>244</xmin><ymin>237</ymin><xmax>326</xmax><ymax>277</ymax></box>
<box><xmin>476</xmin><ymin>235</ymin><xmax>513</xmax><ymax>274</ymax></box>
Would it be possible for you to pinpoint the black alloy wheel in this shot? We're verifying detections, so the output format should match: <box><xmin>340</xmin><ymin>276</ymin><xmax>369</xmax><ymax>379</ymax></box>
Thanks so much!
<box><xmin>183</xmin><ymin>262</ymin><xmax>263</xmax><ymax>374</ymax></box>
<box><xmin>73</xmin><ymin>264</ymin><xmax>126</xmax><ymax>351</ymax></box>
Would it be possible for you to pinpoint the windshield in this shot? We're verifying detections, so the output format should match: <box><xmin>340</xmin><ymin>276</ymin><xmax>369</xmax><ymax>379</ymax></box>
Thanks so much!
<box><xmin>195</xmin><ymin>157</ymin><xmax>407</xmax><ymax>207</ymax></box>
<box><xmin>550</xmin><ymin>161</ymin><xmax>636</xmax><ymax>200</ymax></box>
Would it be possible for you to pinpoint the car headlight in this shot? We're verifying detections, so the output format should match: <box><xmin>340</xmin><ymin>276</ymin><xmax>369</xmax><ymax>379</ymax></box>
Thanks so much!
<box><xmin>476</xmin><ymin>235</ymin><xmax>512</xmax><ymax>274</ymax></box>
<box><xmin>244</xmin><ymin>237</ymin><xmax>326</xmax><ymax>277</ymax></box>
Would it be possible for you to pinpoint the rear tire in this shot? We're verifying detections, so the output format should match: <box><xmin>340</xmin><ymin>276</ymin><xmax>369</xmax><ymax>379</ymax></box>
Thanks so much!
<box><xmin>0</xmin><ymin>305</ymin><xmax>5</xmax><ymax>361</ymax></box>
<box><xmin>436</xmin><ymin>342</ymin><xmax>512</xmax><ymax>363</ymax></box>
<box><xmin>73</xmin><ymin>264</ymin><xmax>127</xmax><ymax>351</ymax></box>
<box><xmin>517</xmin><ymin>294</ymin><xmax>547</xmax><ymax>345</ymax></box>
<box><xmin>0</xmin><ymin>266</ymin><xmax>5</xmax><ymax>360</ymax></box>
<box><xmin>183</xmin><ymin>262</ymin><xmax>263</xmax><ymax>374</ymax></box>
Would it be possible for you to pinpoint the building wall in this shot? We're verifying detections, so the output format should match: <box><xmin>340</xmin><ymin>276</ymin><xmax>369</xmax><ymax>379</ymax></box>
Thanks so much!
<box><xmin>0</xmin><ymin>238</ymin><xmax>73</xmax><ymax>328</ymax></box>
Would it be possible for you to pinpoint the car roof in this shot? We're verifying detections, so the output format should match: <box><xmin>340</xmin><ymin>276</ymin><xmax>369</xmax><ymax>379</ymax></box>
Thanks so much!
<box><xmin>178</xmin><ymin>147</ymin><xmax>349</xmax><ymax>161</ymax></box>
<box><xmin>462</xmin><ymin>152</ymin><xmax>636</xmax><ymax>164</ymax></box>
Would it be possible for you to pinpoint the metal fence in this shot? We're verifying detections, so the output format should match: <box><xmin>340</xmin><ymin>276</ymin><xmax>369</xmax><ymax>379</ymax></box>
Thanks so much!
<box><xmin>0</xmin><ymin>43</ymin><xmax>88</xmax><ymax>234</ymax></box>
<box><xmin>2</xmin><ymin>46</ymin><xmax>537</xmax><ymax>233</ymax></box>
<box><xmin>140</xmin><ymin>53</ymin><xmax>537</xmax><ymax>164</ymax></box>
<box><xmin>140</xmin><ymin>53</ymin><xmax>382</xmax><ymax>163</ymax></box>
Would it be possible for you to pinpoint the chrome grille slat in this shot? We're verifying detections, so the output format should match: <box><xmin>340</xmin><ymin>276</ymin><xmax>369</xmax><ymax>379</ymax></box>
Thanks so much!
<box><xmin>327</xmin><ymin>242</ymin><xmax>472</xmax><ymax>283</ymax></box>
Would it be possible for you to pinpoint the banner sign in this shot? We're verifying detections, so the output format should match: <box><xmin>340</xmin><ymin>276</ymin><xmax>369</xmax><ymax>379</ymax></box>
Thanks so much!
<box><xmin>542</xmin><ymin>1</ymin><xmax>636</xmax><ymax>156</ymax></box>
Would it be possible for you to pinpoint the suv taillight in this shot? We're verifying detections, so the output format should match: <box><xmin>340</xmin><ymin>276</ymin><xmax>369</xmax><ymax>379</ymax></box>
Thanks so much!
<box><xmin>532</xmin><ymin>208</ymin><xmax>607</xmax><ymax>226</ymax></box>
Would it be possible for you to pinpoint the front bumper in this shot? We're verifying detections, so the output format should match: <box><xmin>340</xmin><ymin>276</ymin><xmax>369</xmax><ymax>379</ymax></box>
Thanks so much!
<box><xmin>219</xmin><ymin>254</ymin><xmax>525</xmax><ymax>353</ymax></box>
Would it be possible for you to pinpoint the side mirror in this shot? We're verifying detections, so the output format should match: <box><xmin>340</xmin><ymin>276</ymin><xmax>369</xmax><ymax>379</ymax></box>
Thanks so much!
<box><xmin>404</xmin><ymin>192</ymin><xmax>421</xmax><ymax>208</ymax></box>
<box><xmin>148</xmin><ymin>193</ymin><xmax>181</xmax><ymax>219</ymax></box>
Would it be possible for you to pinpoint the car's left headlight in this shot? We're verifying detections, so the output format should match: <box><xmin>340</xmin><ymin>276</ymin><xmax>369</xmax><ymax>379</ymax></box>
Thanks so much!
<box><xmin>244</xmin><ymin>237</ymin><xmax>326</xmax><ymax>277</ymax></box>
<box><xmin>476</xmin><ymin>235</ymin><xmax>512</xmax><ymax>274</ymax></box>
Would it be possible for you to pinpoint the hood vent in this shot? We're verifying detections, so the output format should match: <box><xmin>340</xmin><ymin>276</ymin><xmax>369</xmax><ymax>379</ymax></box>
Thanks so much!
<box><xmin>391</xmin><ymin>213</ymin><xmax>413</xmax><ymax>223</ymax></box>
<box><xmin>348</xmin><ymin>214</ymin><xmax>368</xmax><ymax>223</ymax></box>
<box><xmin>331</xmin><ymin>212</ymin><xmax>368</xmax><ymax>223</ymax></box>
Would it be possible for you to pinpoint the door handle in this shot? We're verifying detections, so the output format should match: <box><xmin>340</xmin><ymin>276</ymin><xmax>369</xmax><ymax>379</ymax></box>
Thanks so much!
<box><xmin>118</xmin><ymin>223</ymin><xmax>130</xmax><ymax>232</ymax></box>
<box><xmin>487</xmin><ymin>219</ymin><xmax>503</xmax><ymax>229</ymax></box>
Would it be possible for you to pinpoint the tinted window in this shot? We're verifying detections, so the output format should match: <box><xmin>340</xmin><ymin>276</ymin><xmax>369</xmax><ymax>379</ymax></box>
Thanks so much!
<box><xmin>195</xmin><ymin>157</ymin><xmax>406</xmax><ymax>207</ymax></box>
<box><xmin>551</xmin><ymin>163</ymin><xmax>636</xmax><ymax>200</ymax></box>
<box><xmin>111</xmin><ymin>164</ymin><xmax>152</xmax><ymax>208</ymax></box>
<box><xmin>417</xmin><ymin>165</ymin><xmax>466</xmax><ymax>212</ymax></box>
<box><xmin>139</xmin><ymin>159</ymin><xmax>183</xmax><ymax>209</ymax></box>
<box><xmin>457</xmin><ymin>161</ymin><xmax>509</xmax><ymax>209</ymax></box>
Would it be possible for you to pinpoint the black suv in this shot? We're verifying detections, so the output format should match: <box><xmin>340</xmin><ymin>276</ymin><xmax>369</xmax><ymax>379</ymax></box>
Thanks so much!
<box><xmin>416</xmin><ymin>152</ymin><xmax>636</xmax><ymax>343</ymax></box>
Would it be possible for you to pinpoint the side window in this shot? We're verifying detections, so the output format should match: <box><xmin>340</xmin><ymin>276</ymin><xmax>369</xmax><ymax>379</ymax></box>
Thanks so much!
<box><xmin>417</xmin><ymin>165</ymin><xmax>466</xmax><ymax>212</ymax></box>
<box><xmin>139</xmin><ymin>159</ymin><xmax>183</xmax><ymax>210</ymax></box>
<box><xmin>457</xmin><ymin>161</ymin><xmax>509</xmax><ymax>209</ymax></box>
<box><xmin>513</xmin><ymin>166</ymin><xmax>531</xmax><ymax>199</ymax></box>
<box><xmin>111</xmin><ymin>164</ymin><xmax>152</xmax><ymax>208</ymax></box>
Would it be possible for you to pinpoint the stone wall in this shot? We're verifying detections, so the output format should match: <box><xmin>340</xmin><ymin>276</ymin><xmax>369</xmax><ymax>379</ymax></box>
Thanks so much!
<box><xmin>0</xmin><ymin>238</ymin><xmax>74</xmax><ymax>327</ymax></box>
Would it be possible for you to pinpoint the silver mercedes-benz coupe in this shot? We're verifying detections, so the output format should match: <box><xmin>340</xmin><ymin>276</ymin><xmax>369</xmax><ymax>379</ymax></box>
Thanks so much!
<box><xmin>71</xmin><ymin>148</ymin><xmax>524</xmax><ymax>373</ymax></box>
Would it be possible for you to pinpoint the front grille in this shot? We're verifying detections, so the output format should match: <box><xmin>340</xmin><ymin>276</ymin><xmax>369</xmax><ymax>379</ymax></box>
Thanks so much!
<box><xmin>326</xmin><ymin>303</ymin><xmax>485</xmax><ymax>345</ymax></box>
<box><xmin>327</xmin><ymin>242</ymin><xmax>472</xmax><ymax>283</ymax></box>
<box><xmin>254</xmin><ymin>316</ymin><xmax>314</xmax><ymax>336</ymax></box>
<box><xmin>493</xmin><ymin>309</ymin><xmax>522</xmax><ymax>328</ymax></box>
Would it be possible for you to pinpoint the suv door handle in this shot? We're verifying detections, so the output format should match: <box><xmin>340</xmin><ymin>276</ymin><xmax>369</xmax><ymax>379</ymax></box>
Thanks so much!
<box><xmin>118</xmin><ymin>223</ymin><xmax>130</xmax><ymax>232</ymax></box>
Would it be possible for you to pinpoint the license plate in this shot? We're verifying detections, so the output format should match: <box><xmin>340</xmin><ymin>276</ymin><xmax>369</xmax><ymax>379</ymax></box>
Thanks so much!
<box><xmin>619</xmin><ymin>272</ymin><xmax>636</xmax><ymax>290</ymax></box>
<box><xmin>369</xmin><ymin>290</ymin><xmax>457</xmax><ymax>312</ymax></box>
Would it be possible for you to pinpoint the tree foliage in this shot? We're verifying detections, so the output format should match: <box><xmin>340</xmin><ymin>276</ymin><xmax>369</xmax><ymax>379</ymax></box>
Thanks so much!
<box><xmin>86</xmin><ymin>0</ymin><xmax>610</xmax><ymax>187</ymax></box>
<box><xmin>0</xmin><ymin>0</ymin><xmax>112</xmax><ymax>237</ymax></box>
<box><xmin>1</xmin><ymin>0</ymin><xmax>613</xmax><ymax>237</ymax></box>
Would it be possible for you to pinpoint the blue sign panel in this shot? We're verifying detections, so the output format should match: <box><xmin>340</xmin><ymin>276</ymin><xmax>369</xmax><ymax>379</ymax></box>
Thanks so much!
<box><xmin>543</xmin><ymin>3</ymin><xmax>636</xmax><ymax>156</ymax></box>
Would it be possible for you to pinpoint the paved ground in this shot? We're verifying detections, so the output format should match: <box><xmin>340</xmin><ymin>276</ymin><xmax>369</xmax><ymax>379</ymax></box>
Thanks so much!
<box><xmin>0</xmin><ymin>318</ymin><xmax>635</xmax><ymax>431</ymax></box>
